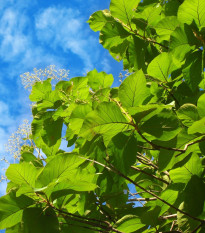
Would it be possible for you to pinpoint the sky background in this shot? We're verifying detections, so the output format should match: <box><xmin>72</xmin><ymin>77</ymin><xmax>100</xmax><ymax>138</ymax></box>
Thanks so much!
<box><xmin>0</xmin><ymin>0</ymin><xmax>123</xmax><ymax>198</ymax></box>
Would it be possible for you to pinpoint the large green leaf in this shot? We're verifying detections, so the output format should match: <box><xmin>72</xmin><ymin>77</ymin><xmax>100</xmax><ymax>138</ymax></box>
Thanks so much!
<box><xmin>88</xmin><ymin>10</ymin><xmax>114</xmax><ymax>32</ymax></box>
<box><xmin>183</xmin><ymin>175</ymin><xmax>205</xmax><ymax>216</ymax></box>
<box><xmin>115</xmin><ymin>215</ymin><xmax>145</xmax><ymax>233</ymax></box>
<box><xmin>22</xmin><ymin>207</ymin><xmax>60</xmax><ymax>233</ymax></box>
<box><xmin>100</xmin><ymin>21</ymin><xmax>130</xmax><ymax>61</ymax></box>
<box><xmin>156</xmin><ymin>187</ymin><xmax>179</xmax><ymax>216</ymax></box>
<box><xmin>6</xmin><ymin>162</ymin><xmax>37</xmax><ymax>187</ymax></box>
<box><xmin>124</xmin><ymin>36</ymin><xmax>146</xmax><ymax>72</ymax></box>
<box><xmin>80</xmin><ymin>102</ymin><xmax>131</xmax><ymax>146</ymax></box>
<box><xmin>177</xmin><ymin>103</ymin><xmax>199</xmax><ymax>127</ymax></box>
<box><xmin>29</xmin><ymin>79</ymin><xmax>52</xmax><ymax>102</ymax></box>
<box><xmin>147</xmin><ymin>52</ymin><xmax>178</xmax><ymax>82</ymax></box>
<box><xmin>178</xmin><ymin>0</ymin><xmax>205</xmax><ymax>29</ymax></box>
<box><xmin>87</xmin><ymin>69</ymin><xmax>114</xmax><ymax>91</ymax></box>
<box><xmin>170</xmin><ymin>153</ymin><xmax>203</xmax><ymax>184</ymax></box>
<box><xmin>188</xmin><ymin>117</ymin><xmax>205</xmax><ymax>134</ymax></box>
<box><xmin>197</xmin><ymin>93</ymin><xmax>205</xmax><ymax>118</ymax></box>
<box><xmin>107</xmin><ymin>132</ymin><xmax>137</xmax><ymax>173</ymax></box>
<box><xmin>155</xmin><ymin>16</ymin><xmax>180</xmax><ymax>41</ymax></box>
<box><xmin>36</xmin><ymin>153</ymin><xmax>85</xmax><ymax>187</ymax></box>
<box><xmin>170</xmin><ymin>24</ymin><xmax>200</xmax><ymax>61</ymax></box>
<box><xmin>32</xmin><ymin>111</ymin><xmax>62</xmax><ymax>156</ymax></box>
<box><xmin>110</xmin><ymin>0</ymin><xmax>140</xmax><ymax>25</ymax></box>
<box><xmin>42</xmin><ymin>118</ymin><xmax>63</xmax><ymax>147</ymax></box>
<box><xmin>139</xmin><ymin>108</ymin><xmax>180</xmax><ymax>141</ymax></box>
<box><xmin>182</xmin><ymin>50</ymin><xmax>202</xmax><ymax>91</ymax></box>
<box><xmin>0</xmin><ymin>192</ymin><xmax>34</xmax><ymax>229</ymax></box>
<box><xmin>48</xmin><ymin>172</ymin><xmax>98</xmax><ymax>200</ymax></box>
<box><xmin>177</xmin><ymin>203</ymin><xmax>199</xmax><ymax>233</ymax></box>
<box><xmin>119</xmin><ymin>70</ymin><xmax>150</xmax><ymax>108</ymax></box>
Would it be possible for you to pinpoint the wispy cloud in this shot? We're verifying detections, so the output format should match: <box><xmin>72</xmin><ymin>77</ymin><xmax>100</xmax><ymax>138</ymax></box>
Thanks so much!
<box><xmin>35</xmin><ymin>7</ymin><xmax>99</xmax><ymax>72</ymax></box>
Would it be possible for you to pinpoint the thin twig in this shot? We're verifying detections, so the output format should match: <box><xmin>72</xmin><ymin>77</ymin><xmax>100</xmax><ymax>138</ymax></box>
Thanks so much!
<box><xmin>131</xmin><ymin>166</ymin><xmax>169</xmax><ymax>185</ymax></box>
<box><xmin>170</xmin><ymin>220</ymin><xmax>176</xmax><ymax>231</ymax></box>
<box><xmin>128</xmin><ymin>197</ymin><xmax>157</xmax><ymax>202</ymax></box>
<box><xmin>115</xmin><ymin>18</ymin><xmax>169</xmax><ymax>49</ymax></box>
<box><xmin>159</xmin><ymin>214</ymin><xmax>177</xmax><ymax>220</ymax></box>
<box><xmin>80</xmin><ymin>156</ymin><xmax>205</xmax><ymax>223</ymax></box>
<box><xmin>190</xmin><ymin>222</ymin><xmax>204</xmax><ymax>233</ymax></box>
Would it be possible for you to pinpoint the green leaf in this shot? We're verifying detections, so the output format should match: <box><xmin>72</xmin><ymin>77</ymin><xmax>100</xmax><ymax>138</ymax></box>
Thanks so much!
<box><xmin>107</xmin><ymin>132</ymin><xmax>137</xmax><ymax>173</ymax></box>
<box><xmin>42</xmin><ymin>118</ymin><xmax>63</xmax><ymax>147</ymax></box>
<box><xmin>32</xmin><ymin>112</ymin><xmax>62</xmax><ymax>156</ymax></box>
<box><xmin>188</xmin><ymin>117</ymin><xmax>205</xmax><ymax>134</ymax></box>
<box><xmin>87</xmin><ymin>69</ymin><xmax>114</xmax><ymax>91</ymax></box>
<box><xmin>124</xmin><ymin>36</ymin><xmax>146</xmax><ymax>72</ymax></box>
<box><xmin>156</xmin><ymin>16</ymin><xmax>180</xmax><ymax>41</ymax></box>
<box><xmin>36</xmin><ymin>152</ymin><xmax>85</xmax><ymax>187</ymax></box>
<box><xmin>140</xmin><ymin>108</ymin><xmax>180</xmax><ymax>141</ymax></box>
<box><xmin>178</xmin><ymin>0</ymin><xmax>205</xmax><ymax>29</ymax></box>
<box><xmin>22</xmin><ymin>207</ymin><xmax>60</xmax><ymax>233</ymax></box>
<box><xmin>177</xmin><ymin>104</ymin><xmax>199</xmax><ymax>127</ymax></box>
<box><xmin>115</xmin><ymin>215</ymin><xmax>145</xmax><ymax>233</ymax></box>
<box><xmin>147</xmin><ymin>52</ymin><xmax>178</xmax><ymax>82</ymax></box>
<box><xmin>0</xmin><ymin>192</ymin><xmax>34</xmax><ymax>229</ymax></box>
<box><xmin>119</xmin><ymin>70</ymin><xmax>150</xmax><ymax>108</ymax></box>
<box><xmin>183</xmin><ymin>175</ymin><xmax>205</xmax><ymax>216</ymax></box>
<box><xmin>177</xmin><ymin>203</ymin><xmax>198</xmax><ymax>233</ymax></box>
<box><xmin>88</xmin><ymin>10</ymin><xmax>114</xmax><ymax>32</ymax></box>
<box><xmin>182</xmin><ymin>50</ymin><xmax>202</xmax><ymax>91</ymax></box>
<box><xmin>48</xmin><ymin>172</ymin><xmax>98</xmax><ymax>200</ymax></box>
<box><xmin>170</xmin><ymin>24</ymin><xmax>200</xmax><ymax>61</ymax></box>
<box><xmin>6</xmin><ymin>162</ymin><xmax>37</xmax><ymax>187</ymax></box>
<box><xmin>29</xmin><ymin>79</ymin><xmax>52</xmax><ymax>102</ymax></box>
<box><xmin>110</xmin><ymin>0</ymin><xmax>140</xmax><ymax>25</ymax></box>
<box><xmin>20</xmin><ymin>152</ymin><xmax>43</xmax><ymax>167</ymax></box>
<box><xmin>197</xmin><ymin>93</ymin><xmax>205</xmax><ymax>118</ymax></box>
<box><xmin>80</xmin><ymin>102</ymin><xmax>131</xmax><ymax>146</ymax></box>
<box><xmin>170</xmin><ymin>153</ymin><xmax>203</xmax><ymax>184</ymax></box>
<box><xmin>156</xmin><ymin>188</ymin><xmax>179</xmax><ymax>216</ymax></box>
<box><xmin>100</xmin><ymin>21</ymin><xmax>130</xmax><ymax>61</ymax></box>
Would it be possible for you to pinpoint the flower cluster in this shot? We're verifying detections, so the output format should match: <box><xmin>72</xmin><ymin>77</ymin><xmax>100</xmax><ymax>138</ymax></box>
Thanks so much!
<box><xmin>4</xmin><ymin>119</ymin><xmax>31</xmax><ymax>161</ymax></box>
<box><xmin>20</xmin><ymin>65</ymin><xmax>69</xmax><ymax>90</ymax></box>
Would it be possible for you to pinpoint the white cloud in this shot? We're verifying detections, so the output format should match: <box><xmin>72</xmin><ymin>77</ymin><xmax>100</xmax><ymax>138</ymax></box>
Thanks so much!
<box><xmin>0</xmin><ymin>101</ymin><xmax>14</xmax><ymax>127</ymax></box>
<box><xmin>35</xmin><ymin>7</ymin><xmax>99</xmax><ymax>71</ymax></box>
<box><xmin>0</xmin><ymin>9</ymin><xmax>29</xmax><ymax>61</ymax></box>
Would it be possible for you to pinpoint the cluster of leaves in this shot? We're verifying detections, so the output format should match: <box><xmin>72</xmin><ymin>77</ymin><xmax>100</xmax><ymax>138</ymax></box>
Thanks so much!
<box><xmin>1</xmin><ymin>0</ymin><xmax>205</xmax><ymax>232</ymax></box>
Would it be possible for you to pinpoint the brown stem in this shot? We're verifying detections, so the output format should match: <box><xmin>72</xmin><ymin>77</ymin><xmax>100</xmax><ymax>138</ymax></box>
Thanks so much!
<box><xmin>136</xmin><ymin>154</ymin><xmax>170</xmax><ymax>177</ymax></box>
<box><xmin>131</xmin><ymin>166</ymin><xmax>169</xmax><ymax>185</ymax></box>
<box><xmin>55</xmin><ymin>207</ymin><xmax>123</xmax><ymax>233</ymax></box>
<box><xmin>190</xmin><ymin>222</ymin><xmax>205</xmax><ymax>233</ymax></box>
<box><xmin>128</xmin><ymin>197</ymin><xmax>157</xmax><ymax>202</ymax></box>
<box><xmin>175</xmin><ymin>137</ymin><xmax>205</xmax><ymax>157</ymax></box>
<box><xmin>80</xmin><ymin>156</ymin><xmax>204</xmax><ymax>224</ymax></box>
<box><xmin>131</xmin><ymin>122</ymin><xmax>205</xmax><ymax>154</ymax></box>
<box><xmin>105</xmin><ymin>161</ymin><xmax>204</xmax><ymax>224</ymax></box>
<box><xmin>64</xmin><ymin>222</ymin><xmax>106</xmax><ymax>233</ymax></box>
<box><xmin>159</xmin><ymin>214</ymin><xmax>177</xmax><ymax>220</ymax></box>
<box><xmin>170</xmin><ymin>220</ymin><xmax>176</xmax><ymax>231</ymax></box>
<box><xmin>116</xmin><ymin>18</ymin><xmax>169</xmax><ymax>49</ymax></box>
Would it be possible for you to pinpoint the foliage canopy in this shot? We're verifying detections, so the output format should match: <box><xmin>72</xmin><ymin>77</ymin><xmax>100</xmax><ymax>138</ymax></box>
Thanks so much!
<box><xmin>1</xmin><ymin>0</ymin><xmax>205</xmax><ymax>232</ymax></box>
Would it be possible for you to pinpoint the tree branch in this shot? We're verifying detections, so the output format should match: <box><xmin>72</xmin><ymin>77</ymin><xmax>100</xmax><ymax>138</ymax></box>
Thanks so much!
<box><xmin>128</xmin><ymin>197</ymin><xmax>157</xmax><ymax>202</ymax></box>
<box><xmin>131</xmin><ymin>166</ymin><xmax>169</xmax><ymax>185</ymax></box>
<box><xmin>159</xmin><ymin>214</ymin><xmax>177</xmax><ymax>220</ymax></box>
<box><xmin>115</xmin><ymin>18</ymin><xmax>169</xmax><ymax>49</ymax></box>
<box><xmin>80</xmin><ymin>156</ymin><xmax>205</xmax><ymax>224</ymax></box>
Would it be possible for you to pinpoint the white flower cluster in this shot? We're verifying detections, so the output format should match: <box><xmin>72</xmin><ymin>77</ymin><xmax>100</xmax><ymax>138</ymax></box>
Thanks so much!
<box><xmin>4</xmin><ymin>119</ymin><xmax>31</xmax><ymax>161</ymax></box>
<box><xmin>20</xmin><ymin>65</ymin><xmax>69</xmax><ymax>90</ymax></box>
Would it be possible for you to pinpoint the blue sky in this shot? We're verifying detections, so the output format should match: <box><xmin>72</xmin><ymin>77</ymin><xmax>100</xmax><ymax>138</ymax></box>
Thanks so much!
<box><xmin>0</xmin><ymin>0</ymin><xmax>123</xmax><ymax>197</ymax></box>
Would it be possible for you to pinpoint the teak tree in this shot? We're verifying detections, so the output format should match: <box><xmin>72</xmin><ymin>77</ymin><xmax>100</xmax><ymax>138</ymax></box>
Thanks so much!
<box><xmin>1</xmin><ymin>0</ymin><xmax>205</xmax><ymax>232</ymax></box>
